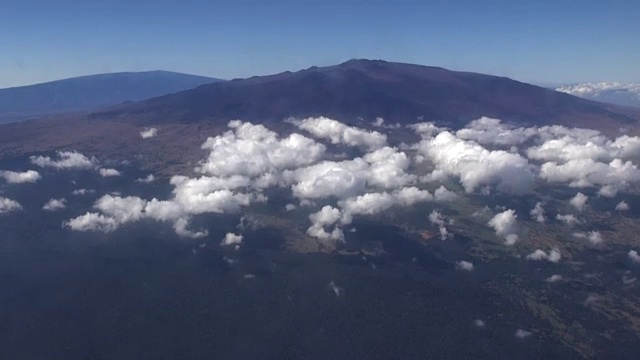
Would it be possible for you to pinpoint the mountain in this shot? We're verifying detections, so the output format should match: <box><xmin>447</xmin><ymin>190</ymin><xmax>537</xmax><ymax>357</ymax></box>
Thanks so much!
<box><xmin>556</xmin><ymin>82</ymin><xmax>640</xmax><ymax>108</ymax></box>
<box><xmin>92</xmin><ymin>59</ymin><xmax>640</xmax><ymax>132</ymax></box>
<box><xmin>0</xmin><ymin>71</ymin><xmax>223</xmax><ymax>123</ymax></box>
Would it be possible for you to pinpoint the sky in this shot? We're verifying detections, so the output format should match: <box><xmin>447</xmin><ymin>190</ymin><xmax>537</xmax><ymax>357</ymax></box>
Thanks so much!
<box><xmin>1</xmin><ymin>0</ymin><xmax>639</xmax><ymax>88</ymax></box>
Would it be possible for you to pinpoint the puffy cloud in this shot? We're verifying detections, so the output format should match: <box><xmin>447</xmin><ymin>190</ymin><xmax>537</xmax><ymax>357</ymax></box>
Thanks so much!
<box><xmin>140</xmin><ymin>127</ymin><xmax>158</xmax><ymax>139</ymax></box>
<box><xmin>556</xmin><ymin>214</ymin><xmax>580</xmax><ymax>226</ymax></box>
<box><xmin>99</xmin><ymin>168</ymin><xmax>121</xmax><ymax>177</ymax></box>
<box><xmin>615</xmin><ymin>201</ymin><xmax>630</xmax><ymax>211</ymax></box>
<box><xmin>284</xmin><ymin>203</ymin><xmax>297</xmax><ymax>211</ymax></box>
<box><xmin>569</xmin><ymin>192</ymin><xmax>588</xmax><ymax>211</ymax></box>
<box><xmin>408</xmin><ymin>122</ymin><xmax>447</xmax><ymax>138</ymax></box>
<box><xmin>416</xmin><ymin>132</ymin><xmax>534</xmax><ymax>194</ymax></box>
<box><xmin>221</xmin><ymin>233</ymin><xmax>243</xmax><ymax>246</ymax></box>
<box><xmin>515</xmin><ymin>329</ymin><xmax>532</xmax><ymax>339</ymax></box>
<box><xmin>456</xmin><ymin>260</ymin><xmax>474</xmax><ymax>271</ymax></box>
<box><xmin>173</xmin><ymin>218</ymin><xmax>207</xmax><ymax>238</ymax></box>
<box><xmin>284</xmin><ymin>147</ymin><xmax>416</xmax><ymax>200</ymax></box>
<box><xmin>0</xmin><ymin>197</ymin><xmax>22</xmax><ymax>214</ymax></box>
<box><xmin>429</xmin><ymin>210</ymin><xmax>451</xmax><ymax>240</ymax></box>
<box><xmin>455</xmin><ymin>117</ymin><xmax>537</xmax><ymax>146</ymax></box>
<box><xmin>291</xmin><ymin>116</ymin><xmax>387</xmax><ymax>150</ymax></box>
<box><xmin>198</xmin><ymin>120</ymin><xmax>325</xmax><ymax>182</ymax></box>
<box><xmin>587</xmin><ymin>231</ymin><xmax>604</xmax><ymax>245</ymax></box>
<box><xmin>0</xmin><ymin>170</ymin><xmax>41</xmax><ymax>184</ymax></box>
<box><xmin>43</xmin><ymin>198</ymin><xmax>66</xmax><ymax>211</ymax></box>
<box><xmin>339</xmin><ymin>187</ymin><xmax>433</xmax><ymax>224</ymax></box>
<box><xmin>31</xmin><ymin>151</ymin><xmax>97</xmax><ymax>169</ymax></box>
<box><xmin>556</xmin><ymin>82</ymin><xmax>640</xmax><ymax>105</ymax></box>
<box><xmin>526</xmin><ymin>248</ymin><xmax>561</xmax><ymax>263</ymax></box>
<box><xmin>530</xmin><ymin>202</ymin><xmax>546</xmax><ymax>223</ymax></box>
<box><xmin>474</xmin><ymin>319</ymin><xmax>486</xmax><ymax>327</ymax></box>
<box><xmin>487</xmin><ymin>209</ymin><xmax>519</xmax><ymax>245</ymax></box>
<box><xmin>539</xmin><ymin>159</ymin><xmax>640</xmax><ymax>193</ymax></box>
<box><xmin>136</xmin><ymin>174</ymin><xmax>155</xmax><ymax>183</ymax></box>
<box><xmin>307</xmin><ymin>206</ymin><xmax>344</xmax><ymax>242</ymax></box>
<box><xmin>72</xmin><ymin>188</ymin><xmax>95</xmax><ymax>196</ymax></box>
<box><xmin>433</xmin><ymin>185</ymin><xmax>457</xmax><ymax>202</ymax></box>
<box><xmin>629</xmin><ymin>250</ymin><xmax>640</xmax><ymax>264</ymax></box>
<box><xmin>64</xmin><ymin>212</ymin><xmax>118</xmax><ymax>232</ymax></box>
<box><xmin>546</xmin><ymin>274</ymin><xmax>564</xmax><ymax>283</ymax></box>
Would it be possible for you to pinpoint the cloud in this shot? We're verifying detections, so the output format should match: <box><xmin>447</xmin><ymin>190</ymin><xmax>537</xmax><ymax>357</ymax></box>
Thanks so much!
<box><xmin>221</xmin><ymin>232</ymin><xmax>243</xmax><ymax>246</ymax></box>
<box><xmin>43</xmin><ymin>198</ymin><xmax>66</xmax><ymax>211</ymax></box>
<box><xmin>173</xmin><ymin>218</ymin><xmax>208</xmax><ymax>238</ymax></box>
<box><xmin>284</xmin><ymin>203</ymin><xmax>297</xmax><ymax>211</ymax></box>
<box><xmin>99</xmin><ymin>168</ymin><xmax>121</xmax><ymax>177</ymax></box>
<box><xmin>569</xmin><ymin>192</ymin><xmax>588</xmax><ymax>211</ymax></box>
<box><xmin>629</xmin><ymin>250</ymin><xmax>640</xmax><ymax>264</ymax></box>
<box><xmin>429</xmin><ymin>210</ymin><xmax>451</xmax><ymax>240</ymax></box>
<box><xmin>546</xmin><ymin>274</ymin><xmax>564</xmax><ymax>283</ymax></box>
<box><xmin>328</xmin><ymin>281</ymin><xmax>344</xmax><ymax>298</ymax></box>
<box><xmin>0</xmin><ymin>170</ymin><xmax>41</xmax><ymax>184</ymax></box>
<box><xmin>526</xmin><ymin>248</ymin><xmax>561</xmax><ymax>263</ymax></box>
<box><xmin>415</xmin><ymin>131</ymin><xmax>534</xmax><ymax>194</ymax></box>
<box><xmin>64</xmin><ymin>212</ymin><xmax>118</xmax><ymax>232</ymax></box>
<box><xmin>136</xmin><ymin>174</ymin><xmax>155</xmax><ymax>183</ymax></box>
<box><xmin>487</xmin><ymin>209</ymin><xmax>519</xmax><ymax>245</ymax></box>
<box><xmin>456</xmin><ymin>260</ymin><xmax>474</xmax><ymax>271</ymax></box>
<box><xmin>140</xmin><ymin>127</ymin><xmax>158</xmax><ymax>139</ymax></box>
<box><xmin>455</xmin><ymin>117</ymin><xmax>537</xmax><ymax>146</ymax></box>
<box><xmin>615</xmin><ymin>201</ymin><xmax>630</xmax><ymax>211</ymax></box>
<box><xmin>0</xmin><ymin>197</ymin><xmax>22</xmax><ymax>214</ymax></box>
<box><xmin>291</xmin><ymin>116</ymin><xmax>387</xmax><ymax>150</ymax></box>
<box><xmin>515</xmin><ymin>329</ymin><xmax>532</xmax><ymax>339</ymax></box>
<box><xmin>474</xmin><ymin>319</ymin><xmax>486</xmax><ymax>327</ymax></box>
<box><xmin>587</xmin><ymin>231</ymin><xmax>604</xmax><ymax>245</ymax></box>
<box><xmin>307</xmin><ymin>206</ymin><xmax>344</xmax><ymax>242</ymax></box>
<box><xmin>339</xmin><ymin>187</ymin><xmax>433</xmax><ymax>224</ymax></box>
<box><xmin>31</xmin><ymin>151</ymin><xmax>97</xmax><ymax>169</ymax></box>
<box><xmin>556</xmin><ymin>214</ymin><xmax>580</xmax><ymax>226</ymax></box>
<box><xmin>557</xmin><ymin>82</ymin><xmax>640</xmax><ymax>101</ymax></box>
<box><xmin>72</xmin><ymin>188</ymin><xmax>95</xmax><ymax>196</ymax></box>
<box><xmin>530</xmin><ymin>202</ymin><xmax>546</xmax><ymax>223</ymax></box>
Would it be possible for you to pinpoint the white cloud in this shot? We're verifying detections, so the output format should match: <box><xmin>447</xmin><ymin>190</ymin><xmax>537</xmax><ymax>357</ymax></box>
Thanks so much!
<box><xmin>557</xmin><ymin>82</ymin><xmax>640</xmax><ymax>101</ymax></box>
<box><xmin>136</xmin><ymin>174</ymin><xmax>155</xmax><ymax>183</ymax></box>
<box><xmin>99</xmin><ymin>168</ymin><xmax>121</xmax><ymax>177</ymax></box>
<box><xmin>629</xmin><ymin>250</ymin><xmax>640</xmax><ymax>264</ymax></box>
<box><xmin>526</xmin><ymin>248</ymin><xmax>561</xmax><ymax>263</ymax></box>
<box><xmin>64</xmin><ymin>212</ymin><xmax>118</xmax><ymax>232</ymax></box>
<box><xmin>474</xmin><ymin>319</ymin><xmax>486</xmax><ymax>327</ymax></box>
<box><xmin>284</xmin><ymin>203</ymin><xmax>297</xmax><ymax>211</ymax></box>
<box><xmin>587</xmin><ymin>231</ymin><xmax>604</xmax><ymax>245</ymax></box>
<box><xmin>546</xmin><ymin>274</ymin><xmax>563</xmax><ymax>283</ymax></box>
<box><xmin>307</xmin><ymin>206</ymin><xmax>344</xmax><ymax>242</ymax></box>
<box><xmin>455</xmin><ymin>117</ymin><xmax>537</xmax><ymax>146</ymax></box>
<box><xmin>433</xmin><ymin>185</ymin><xmax>457</xmax><ymax>202</ymax></box>
<box><xmin>556</xmin><ymin>214</ymin><xmax>580</xmax><ymax>226</ymax></box>
<box><xmin>569</xmin><ymin>192</ymin><xmax>588</xmax><ymax>211</ymax></box>
<box><xmin>456</xmin><ymin>260</ymin><xmax>474</xmax><ymax>271</ymax></box>
<box><xmin>615</xmin><ymin>201</ymin><xmax>630</xmax><ymax>211</ymax></box>
<box><xmin>487</xmin><ymin>209</ymin><xmax>519</xmax><ymax>245</ymax></box>
<box><xmin>0</xmin><ymin>170</ymin><xmax>41</xmax><ymax>184</ymax></box>
<box><xmin>429</xmin><ymin>210</ymin><xmax>451</xmax><ymax>240</ymax></box>
<box><xmin>0</xmin><ymin>197</ymin><xmax>22</xmax><ymax>214</ymax></box>
<box><xmin>30</xmin><ymin>151</ymin><xmax>97</xmax><ymax>169</ymax></box>
<box><xmin>72</xmin><ymin>188</ymin><xmax>95</xmax><ymax>196</ymax></box>
<box><xmin>339</xmin><ymin>187</ymin><xmax>433</xmax><ymax>224</ymax></box>
<box><xmin>291</xmin><ymin>116</ymin><xmax>387</xmax><ymax>150</ymax></box>
<box><xmin>140</xmin><ymin>127</ymin><xmax>158</xmax><ymax>139</ymax></box>
<box><xmin>515</xmin><ymin>329</ymin><xmax>532</xmax><ymax>339</ymax></box>
<box><xmin>221</xmin><ymin>232</ymin><xmax>243</xmax><ymax>246</ymax></box>
<box><xmin>415</xmin><ymin>131</ymin><xmax>534</xmax><ymax>194</ymax></box>
<box><xmin>43</xmin><ymin>198</ymin><xmax>66</xmax><ymax>211</ymax></box>
<box><xmin>173</xmin><ymin>218</ymin><xmax>208</xmax><ymax>238</ymax></box>
<box><xmin>530</xmin><ymin>202</ymin><xmax>546</xmax><ymax>223</ymax></box>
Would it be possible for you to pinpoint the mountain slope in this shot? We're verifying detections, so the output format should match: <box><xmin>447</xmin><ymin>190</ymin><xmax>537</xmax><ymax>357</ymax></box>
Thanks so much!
<box><xmin>93</xmin><ymin>59</ymin><xmax>640</xmax><ymax>131</ymax></box>
<box><xmin>0</xmin><ymin>71</ymin><xmax>223</xmax><ymax>123</ymax></box>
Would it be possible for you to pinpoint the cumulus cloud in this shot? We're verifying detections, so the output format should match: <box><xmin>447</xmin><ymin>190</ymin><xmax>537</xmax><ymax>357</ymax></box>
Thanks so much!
<box><xmin>629</xmin><ymin>250</ymin><xmax>640</xmax><ymax>264</ymax></box>
<box><xmin>474</xmin><ymin>319</ymin><xmax>486</xmax><ymax>327</ymax></box>
<box><xmin>569</xmin><ymin>192</ymin><xmax>588</xmax><ymax>211</ymax></box>
<box><xmin>136</xmin><ymin>174</ymin><xmax>155</xmax><ymax>183</ymax></box>
<box><xmin>43</xmin><ymin>198</ymin><xmax>66</xmax><ymax>211</ymax></box>
<box><xmin>0</xmin><ymin>170</ymin><xmax>41</xmax><ymax>184</ymax></box>
<box><xmin>99</xmin><ymin>168</ymin><xmax>121</xmax><ymax>177</ymax></box>
<box><xmin>221</xmin><ymin>232</ymin><xmax>243</xmax><ymax>246</ymax></box>
<box><xmin>615</xmin><ymin>201</ymin><xmax>630</xmax><ymax>211</ymax></box>
<box><xmin>307</xmin><ymin>206</ymin><xmax>345</xmax><ymax>242</ymax></box>
<box><xmin>30</xmin><ymin>151</ymin><xmax>97</xmax><ymax>169</ymax></box>
<box><xmin>455</xmin><ymin>117</ymin><xmax>537</xmax><ymax>146</ymax></box>
<box><xmin>546</xmin><ymin>274</ymin><xmax>564</xmax><ymax>283</ymax></box>
<box><xmin>488</xmin><ymin>209</ymin><xmax>519</xmax><ymax>245</ymax></box>
<box><xmin>556</xmin><ymin>214</ymin><xmax>580</xmax><ymax>226</ymax></box>
<box><xmin>429</xmin><ymin>210</ymin><xmax>451</xmax><ymax>240</ymax></box>
<box><xmin>456</xmin><ymin>260</ymin><xmax>474</xmax><ymax>271</ymax></box>
<box><xmin>0</xmin><ymin>197</ymin><xmax>22</xmax><ymax>214</ymax></box>
<box><xmin>515</xmin><ymin>329</ymin><xmax>532</xmax><ymax>339</ymax></box>
<box><xmin>140</xmin><ymin>127</ymin><xmax>158</xmax><ymax>139</ymax></box>
<box><xmin>415</xmin><ymin>131</ymin><xmax>534</xmax><ymax>194</ymax></box>
<box><xmin>72</xmin><ymin>188</ymin><xmax>95</xmax><ymax>196</ymax></box>
<box><xmin>557</xmin><ymin>82</ymin><xmax>640</xmax><ymax>104</ymax></box>
<box><xmin>587</xmin><ymin>231</ymin><xmax>604</xmax><ymax>245</ymax></box>
<box><xmin>526</xmin><ymin>248</ymin><xmax>561</xmax><ymax>263</ymax></box>
<box><xmin>291</xmin><ymin>116</ymin><xmax>387</xmax><ymax>150</ymax></box>
<box><xmin>530</xmin><ymin>202</ymin><xmax>546</xmax><ymax>223</ymax></box>
<box><xmin>284</xmin><ymin>203</ymin><xmax>297</xmax><ymax>211</ymax></box>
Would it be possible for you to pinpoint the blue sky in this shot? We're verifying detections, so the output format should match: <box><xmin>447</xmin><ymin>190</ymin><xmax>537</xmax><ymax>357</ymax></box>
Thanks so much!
<box><xmin>1</xmin><ymin>0</ymin><xmax>638</xmax><ymax>87</ymax></box>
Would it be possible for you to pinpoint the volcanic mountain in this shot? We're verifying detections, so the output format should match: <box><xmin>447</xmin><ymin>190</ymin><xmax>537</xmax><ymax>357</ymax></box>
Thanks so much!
<box><xmin>0</xmin><ymin>70</ymin><xmax>222</xmax><ymax>124</ymax></box>
<box><xmin>92</xmin><ymin>59</ymin><xmax>640</xmax><ymax>130</ymax></box>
